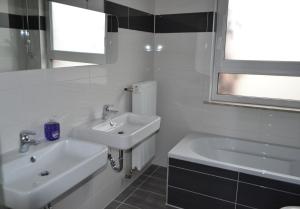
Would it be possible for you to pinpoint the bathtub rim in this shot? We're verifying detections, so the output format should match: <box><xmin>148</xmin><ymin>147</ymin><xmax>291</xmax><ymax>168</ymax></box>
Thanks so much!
<box><xmin>168</xmin><ymin>132</ymin><xmax>300</xmax><ymax>186</ymax></box>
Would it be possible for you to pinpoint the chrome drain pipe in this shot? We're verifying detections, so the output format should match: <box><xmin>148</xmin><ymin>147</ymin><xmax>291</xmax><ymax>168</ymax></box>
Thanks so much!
<box><xmin>108</xmin><ymin>150</ymin><xmax>123</xmax><ymax>172</ymax></box>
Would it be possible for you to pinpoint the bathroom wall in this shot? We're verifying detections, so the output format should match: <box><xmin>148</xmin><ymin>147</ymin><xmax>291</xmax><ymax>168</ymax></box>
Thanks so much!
<box><xmin>0</xmin><ymin>0</ymin><xmax>155</xmax><ymax>208</ymax></box>
<box><xmin>153</xmin><ymin>0</ymin><xmax>300</xmax><ymax>166</ymax></box>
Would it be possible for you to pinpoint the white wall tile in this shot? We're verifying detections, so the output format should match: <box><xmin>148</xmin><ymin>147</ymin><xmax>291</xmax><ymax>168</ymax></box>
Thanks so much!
<box><xmin>154</xmin><ymin>33</ymin><xmax>212</xmax><ymax>76</ymax></box>
<box><xmin>0</xmin><ymin>28</ymin><xmax>154</xmax><ymax>154</ymax></box>
<box><xmin>113</xmin><ymin>0</ymin><xmax>155</xmax><ymax>13</ymax></box>
<box><xmin>0</xmin><ymin>0</ymin><xmax>155</xmax><ymax>208</ymax></box>
<box><xmin>0</xmin><ymin>26</ymin><xmax>154</xmax><ymax>208</ymax></box>
<box><xmin>153</xmin><ymin>0</ymin><xmax>300</xmax><ymax>166</ymax></box>
<box><xmin>155</xmin><ymin>0</ymin><xmax>216</xmax><ymax>14</ymax></box>
<box><xmin>0</xmin><ymin>0</ymin><xmax>9</xmax><ymax>13</ymax></box>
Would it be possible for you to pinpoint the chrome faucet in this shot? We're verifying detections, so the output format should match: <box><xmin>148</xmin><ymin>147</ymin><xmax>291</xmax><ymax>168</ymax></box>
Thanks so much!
<box><xmin>102</xmin><ymin>104</ymin><xmax>118</xmax><ymax>120</ymax></box>
<box><xmin>19</xmin><ymin>130</ymin><xmax>39</xmax><ymax>153</ymax></box>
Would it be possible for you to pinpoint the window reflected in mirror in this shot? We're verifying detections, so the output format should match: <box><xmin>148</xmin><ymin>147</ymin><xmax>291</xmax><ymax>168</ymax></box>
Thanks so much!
<box><xmin>50</xmin><ymin>2</ymin><xmax>105</xmax><ymax>54</ymax></box>
<box><xmin>0</xmin><ymin>0</ymin><xmax>118</xmax><ymax>72</ymax></box>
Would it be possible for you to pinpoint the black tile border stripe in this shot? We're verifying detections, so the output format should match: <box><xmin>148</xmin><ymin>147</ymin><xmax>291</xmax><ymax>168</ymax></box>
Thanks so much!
<box><xmin>0</xmin><ymin>13</ymin><xmax>23</xmax><ymax>29</ymax></box>
<box><xmin>104</xmin><ymin>1</ymin><xmax>215</xmax><ymax>33</ymax></box>
<box><xmin>0</xmin><ymin>2</ymin><xmax>215</xmax><ymax>34</ymax></box>
<box><xmin>107</xmin><ymin>15</ymin><xmax>119</xmax><ymax>32</ymax></box>
<box><xmin>104</xmin><ymin>0</ymin><xmax>129</xmax><ymax>29</ymax></box>
<box><xmin>0</xmin><ymin>1</ymin><xmax>215</xmax><ymax>33</ymax></box>
<box><xmin>105</xmin><ymin>0</ymin><xmax>154</xmax><ymax>32</ymax></box>
<box><xmin>155</xmin><ymin>12</ymin><xmax>215</xmax><ymax>33</ymax></box>
<box><xmin>0</xmin><ymin>13</ymin><xmax>46</xmax><ymax>30</ymax></box>
<box><xmin>129</xmin><ymin>8</ymin><xmax>154</xmax><ymax>33</ymax></box>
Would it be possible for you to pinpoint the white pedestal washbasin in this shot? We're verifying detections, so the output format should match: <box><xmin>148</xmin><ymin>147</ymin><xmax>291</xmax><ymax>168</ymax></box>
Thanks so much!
<box><xmin>2</xmin><ymin>138</ymin><xmax>108</xmax><ymax>209</ymax></box>
<box><xmin>72</xmin><ymin>112</ymin><xmax>161</xmax><ymax>150</ymax></box>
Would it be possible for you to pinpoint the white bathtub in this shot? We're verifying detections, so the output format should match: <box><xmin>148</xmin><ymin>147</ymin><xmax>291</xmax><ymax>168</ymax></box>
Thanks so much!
<box><xmin>169</xmin><ymin>132</ymin><xmax>300</xmax><ymax>185</ymax></box>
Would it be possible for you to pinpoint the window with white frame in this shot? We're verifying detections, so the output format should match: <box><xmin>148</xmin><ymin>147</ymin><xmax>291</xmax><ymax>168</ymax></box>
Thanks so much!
<box><xmin>48</xmin><ymin>1</ymin><xmax>106</xmax><ymax>66</ymax></box>
<box><xmin>211</xmin><ymin>0</ymin><xmax>300</xmax><ymax>110</ymax></box>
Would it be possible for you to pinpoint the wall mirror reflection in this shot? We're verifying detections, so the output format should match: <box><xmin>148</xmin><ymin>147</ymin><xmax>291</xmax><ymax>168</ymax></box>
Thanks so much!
<box><xmin>0</xmin><ymin>0</ymin><xmax>119</xmax><ymax>73</ymax></box>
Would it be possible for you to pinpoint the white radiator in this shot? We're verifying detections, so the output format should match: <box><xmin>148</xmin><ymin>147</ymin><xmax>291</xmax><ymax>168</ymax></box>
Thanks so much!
<box><xmin>132</xmin><ymin>81</ymin><xmax>157</xmax><ymax>171</ymax></box>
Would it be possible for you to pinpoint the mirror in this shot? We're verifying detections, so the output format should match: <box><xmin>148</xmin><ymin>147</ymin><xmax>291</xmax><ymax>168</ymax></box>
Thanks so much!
<box><xmin>0</xmin><ymin>0</ymin><xmax>118</xmax><ymax>73</ymax></box>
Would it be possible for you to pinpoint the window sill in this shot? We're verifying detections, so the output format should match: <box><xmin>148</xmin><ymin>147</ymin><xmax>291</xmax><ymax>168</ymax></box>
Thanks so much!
<box><xmin>204</xmin><ymin>100</ymin><xmax>300</xmax><ymax>113</ymax></box>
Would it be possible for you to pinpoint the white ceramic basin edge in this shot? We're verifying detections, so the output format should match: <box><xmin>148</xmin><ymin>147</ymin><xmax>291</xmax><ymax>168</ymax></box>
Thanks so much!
<box><xmin>72</xmin><ymin>112</ymin><xmax>161</xmax><ymax>150</ymax></box>
<box><xmin>2</xmin><ymin>138</ymin><xmax>108</xmax><ymax>209</ymax></box>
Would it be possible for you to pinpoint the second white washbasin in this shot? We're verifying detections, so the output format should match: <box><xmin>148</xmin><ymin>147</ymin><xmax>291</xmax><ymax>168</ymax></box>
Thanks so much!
<box><xmin>72</xmin><ymin>112</ymin><xmax>161</xmax><ymax>150</ymax></box>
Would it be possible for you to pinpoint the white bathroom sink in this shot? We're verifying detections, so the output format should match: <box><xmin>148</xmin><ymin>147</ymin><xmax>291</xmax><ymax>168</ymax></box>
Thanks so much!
<box><xmin>2</xmin><ymin>138</ymin><xmax>108</xmax><ymax>209</ymax></box>
<box><xmin>72</xmin><ymin>112</ymin><xmax>161</xmax><ymax>150</ymax></box>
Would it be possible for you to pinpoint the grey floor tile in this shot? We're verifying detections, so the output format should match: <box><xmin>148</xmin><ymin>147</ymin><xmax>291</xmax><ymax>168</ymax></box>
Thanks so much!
<box><xmin>104</xmin><ymin>201</ymin><xmax>121</xmax><ymax>209</ymax></box>
<box><xmin>131</xmin><ymin>175</ymin><xmax>148</xmax><ymax>187</ymax></box>
<box><xmin>143</xmin><ymin>165</ymin><xmax>159</xmax><ymax>176</ymax></box>
<box><xmin>152</xmin><ymin>167</ymin><xmax>167</xmax><ymax>179</ymax></box>
<box><xmin>117</xmin><ymin>203</ymin><xmax>140</xmax><ymax>209</ymax></box>
<box><xmin>140</xmin><ymin>176</ymin><xmax>166</xmax><ymax>195</ymax></box>
<box><xmin>125</xmin><ymin>189</ymin><xmax>166</xmax><ymax>209</ymax></box>
<box><xmin>115</xmin><ymin>186</ymin><xmax>136</xmax><ymax>202</ymax></box>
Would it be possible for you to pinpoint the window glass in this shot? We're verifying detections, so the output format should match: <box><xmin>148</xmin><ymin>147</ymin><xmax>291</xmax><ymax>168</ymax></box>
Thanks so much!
<box><xmin>225</xmin><ymin>0</ymin><xmax>300</xmax><ymax>62</ymax></box>
<box><xmin>218</xmin><ymin>73</ymin><xmax>300</xmax><ymax>101</ymax></box>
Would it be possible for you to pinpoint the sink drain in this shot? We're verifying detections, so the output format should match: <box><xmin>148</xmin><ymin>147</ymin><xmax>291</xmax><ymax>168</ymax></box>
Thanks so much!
<box><xmin>30</xmin><ymin>156</ymin><xmax>36</xmax><ymax>163</ymax></box>
<box><xmin>118</xmin><ymin>131</ymin><xmax>124</xmax><ymax>135</ymax></box>
<box><xmin>40</xmin><ymin>170</ymin><xmax>50</xmax><ymax>176</ymax></box>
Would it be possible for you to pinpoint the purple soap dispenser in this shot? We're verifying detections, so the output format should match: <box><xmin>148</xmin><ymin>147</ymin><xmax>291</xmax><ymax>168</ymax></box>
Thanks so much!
<box><xmin>44</xmin><ymin>120</ymin><xmax>60</xmax><ymax>141</ymax></box>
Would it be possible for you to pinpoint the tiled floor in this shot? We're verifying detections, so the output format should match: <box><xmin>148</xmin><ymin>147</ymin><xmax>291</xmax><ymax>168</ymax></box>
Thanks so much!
<box><xmin>104</xmin><ymin>165</ymin><xmax>175</xmax><ymax>209</ymax></box>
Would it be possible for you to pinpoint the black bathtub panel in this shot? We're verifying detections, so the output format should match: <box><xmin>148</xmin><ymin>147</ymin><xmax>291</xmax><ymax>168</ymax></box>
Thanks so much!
<box><xmin>239</xmin><ymin>173</ymin><xmax>300</xmax><ymax>195</ymax></box>
<box><xmin>168</xmin><ymin>186</ymin><xmax>235</xmax><ymax>209</ymax></box>
<box><xmin>235</xmin><ymin>205</ymin><xmax>254</xmax><ymax>209</ymax></box>
<box><xmin>168</xmin><ymin>166</ymin><xmax>237</xmax><ymax>202</ymax></box>
<box><xmin>168</xmin><ymin>158</ymin><xmax>300</xmax><ymax>209</ymax></box>
<box><xmin>237</xmin><ymin>182</ymin><xmax>300</xmax><ymax>209</ymax></box>
<box><xmin>169</xmin><ymin>158</ymin><xmax>238</xmax><ymax>180</ymax></box>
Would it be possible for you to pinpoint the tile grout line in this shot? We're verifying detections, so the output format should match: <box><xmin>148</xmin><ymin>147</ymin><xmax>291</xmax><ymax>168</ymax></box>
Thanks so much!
<box><xmin>169</xmin><ymin>165</ymin><xmax>238</xmax><ymax>182</ymax></box>
<box><xmin>142</xmin><ymin>174</ymin><xmax>163</xmax><ymax>180</ymax></box>
<box><xmin>236</xmin><ymin>203</ymin><xmax>258</xmax><ymax>209</ymax></box>
<box><xmin>135</xmin><ymin>166</ymin><xmax>167</xmax><ymax>197</ymax></box>
<box><xmin>127</xmin><ymin>7</ymin><xmax>130</xmax><ymax>29</ymax></box>
<box><xmin>234</xmin><ymin>172</ymin><xmax>240</xmax><ymax>209</ymax></box>
<box><xmin>239</xmin><ymin>180</ymin><xmax>300</xmax><ymax>197</ymax></box>
<box><xmin>113</xmin><ymin>200</ymin><xmax>152</xmax><ymax>209</ymax></box>
<box><xmin>115</xmin><ymin>166</ymin><xmax>160</xmax><ymax>209</ymax></box>
<box><xmin>169</xmin><ymin>185</ymin><xmax>235</xmax><ymax>205</ymax></box>
<box><xmin>116</xmin><ymin>167</ymin><xmax>158</xmax><ymax>207</ymax></box>
<box><xmin>137</xmin><ymin>187</ymin><xmax>166</xmax><ymax>197</ymax></box>
<box><xmin>205</xmin><ymin>12</ymin><xmax>209</xmax><ymax>32</ymax></box>
<box><xmin>118</xmin><ymin>202</ymin><xmax>142</xmax><ymax>209</ymax></box>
